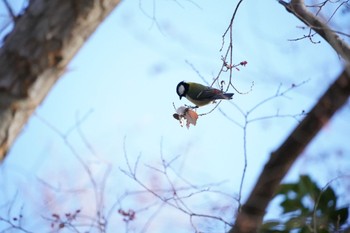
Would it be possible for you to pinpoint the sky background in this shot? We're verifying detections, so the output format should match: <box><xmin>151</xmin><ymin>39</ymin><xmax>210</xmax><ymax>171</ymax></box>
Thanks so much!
<box><xmin>0</xmin><ymin>0</ymin><xmax>350</xmax><ymax>232</ymax></box>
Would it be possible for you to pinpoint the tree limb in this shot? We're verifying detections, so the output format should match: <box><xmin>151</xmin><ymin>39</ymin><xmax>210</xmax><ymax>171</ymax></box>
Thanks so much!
<box><xmin>229</xmin><ymin>70</ymin><xmax>350</xmax><ymax>233</ymax></box>
<box><xmin>278</xmin><ymin>0</ymin><xmax>350</xmax><ymax>64</ymax></box>
<box><xmin>229</xmin><ymin>1</ymin><xmax>350</xmax><ymax>232</ymax></box>
<box><xmin>0</xmin><ymin>0</ymin><xmax>121</xmax><ymax>161</ymax></box>
<box><xmin>2</xmin><ymin>0</ymin><xmax>17</xmax><ymax>22</ymax></box>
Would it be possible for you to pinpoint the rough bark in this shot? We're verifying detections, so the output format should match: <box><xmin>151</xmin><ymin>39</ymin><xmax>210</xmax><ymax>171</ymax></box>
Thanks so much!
<box><xmin>278</xmin><ymin>0</ymin><xmax>350</xmax><ymax>64</ymax></box>
<box><xmin>229</xmin><ymin>0</ymin><xmax>350</xmax><ymax>232</ymax></box>
<box><xmin>229</xmin><ymin>69</ymin><xmax>350</xmax><ymax>233</ymax></box>
<box><xmin>0</xmin><ymin>0</ymin><xmax>121</xmax><ymax>161</ymax></box>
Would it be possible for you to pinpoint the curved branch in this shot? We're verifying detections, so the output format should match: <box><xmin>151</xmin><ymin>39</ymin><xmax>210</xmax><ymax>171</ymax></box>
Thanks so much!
<box><xmin>0</xmin><ymin>0</ymin><xmax>121</xmax><ymax>161</ymax></box>
<box><xmin>278</xmin><ymin>0</ymin><xmax>350</xmax><ymax>64</ymax></box>
<box><xmin>229</xmin><ymin>1</ymin><xmax>350</xmax><ymax>232</ymax></box>
<box><xmin>229</xmin><ymin>69</ymin><xmax>350</xmax><ymax>233</ymax></box>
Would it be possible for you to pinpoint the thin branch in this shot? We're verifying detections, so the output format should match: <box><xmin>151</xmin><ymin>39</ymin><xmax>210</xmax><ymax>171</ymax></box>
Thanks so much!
<box><xmin>219</xmin><ymin>80</ymin><xmax>308</xmax><ymax>212</ymax></box>
<box><xmin>221</xmin><ymin>0</ymin><xmax>244</xmax><ymax>50</ymax></box>
<box><xmin>229</xmin><ymin>69</ymin><xmax>350</xmax><ymax>233</ymax></box>
<box><xmin>0</xmin><ymin>193</ymin><xmax>33</xmax><ymax>233</ymax></box>
<box><xmin>227</xmin><ymin>3</ymin><xmax>350</xmax><ymax>222</ymax></box>
<box><xmin>185</xmin><ymin>60</ymin><xmax>209</xmax><ymax>85</ymax></box>
<box><xmin>34</xmin><ymin>112</ymin><xmax>110</xmax><ymax>232</ymax></box>
<box><xmin>312</xmin><ymin>175</ymin><xmax>350</xmax><ymax>232</ymax></box>
<box><xmin>2</xmin><ymin>0</ymin><xmax>16</xmax><ymax>21</ymax></box>
<box><xmin>120</xmin><ymin>144</ymin><xmax>236</xmax><ymax>231</ymax></box>
<box><xmin>278</xmin><ymin>0</ymin><xmax>350</xmax><ymax>64</ymax></box>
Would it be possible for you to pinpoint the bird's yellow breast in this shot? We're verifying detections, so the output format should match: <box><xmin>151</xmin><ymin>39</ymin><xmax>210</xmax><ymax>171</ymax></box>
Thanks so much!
<box><xmin>186</xmin><ymin>95</ymin><xmax>212</xmax><ymax>107</ymax></box>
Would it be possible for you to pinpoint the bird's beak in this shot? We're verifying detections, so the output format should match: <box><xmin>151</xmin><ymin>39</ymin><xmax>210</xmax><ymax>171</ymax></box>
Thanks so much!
<box><xmin>179</xmin><ymin>96</ymin><xmax>182</xmax><ymax>100</ymax></box>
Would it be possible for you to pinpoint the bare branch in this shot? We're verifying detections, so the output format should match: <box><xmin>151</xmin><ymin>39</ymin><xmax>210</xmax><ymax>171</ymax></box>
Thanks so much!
<box><xmin>0</xmin><ymin>0</ymin><xmax>121</xmax><ymax>161</ymax></box>
<box><xmin>228</xmin><ymin>1</ymin><xmax>350</xmax><ymax>231</ymax></box>
<box><xmin>229</xmin><ymin>69</ymin><xmax>350</xmax><ymax>233</ymax></box>
<box><xmin>278</xmin><ymin>0</ymin><xmax>350</xmax><ymax>64</ymax></box>
<box><xmin>34</xmin><ymin>112</ymin><xmax>112</xmax><ymax>232</ymax></box>
<box><xmin>0</xmin><ymin>193</ymin><xmax>33</xmax><ymax>233</ymax></box>
<box><xmin>120</xmin><ymin>143</ymin><xmax>237</xmax><ymax>231</ymax></box>
<box><xmin>2</xmin><ymin>0</ymin><xmax>17</xmax><ymax>21</ymax></box>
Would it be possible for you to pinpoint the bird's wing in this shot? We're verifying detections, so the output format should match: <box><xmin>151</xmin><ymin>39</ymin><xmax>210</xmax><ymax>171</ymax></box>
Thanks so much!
<box><xmin>197</xmin><ymin>87</ymin><xmax>225</xmax><ymax>99</ymax></box>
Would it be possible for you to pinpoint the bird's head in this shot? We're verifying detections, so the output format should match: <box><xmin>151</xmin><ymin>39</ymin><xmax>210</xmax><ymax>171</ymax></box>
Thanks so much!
<box><xmin>176</xmin><ymin>81</ymin><xmax>189</xmax><ymax>99</ymax></box>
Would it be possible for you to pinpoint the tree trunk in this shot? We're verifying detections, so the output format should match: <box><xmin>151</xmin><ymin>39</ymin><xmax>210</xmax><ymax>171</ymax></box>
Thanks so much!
<box><xmin>229</xmin><ymin>69</ymin><xmax>350</xmax><ymax>233</ymax></box>
<box><xmin>0</xmin><ymin>0</ymin><xmax>121</xmax><ymax>161</ymax></box>
<box><xmin>229</xmin><ymin>0</ymin><xmax>350</xmax><ymax>232</ymax></box>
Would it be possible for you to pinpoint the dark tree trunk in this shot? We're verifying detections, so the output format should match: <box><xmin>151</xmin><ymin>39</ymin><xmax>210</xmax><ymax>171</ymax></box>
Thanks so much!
<box><xmin>229</xmin><ymin>0</ymin><xmax>350</xmax><ymax>232</ymax></box>
<box><xmin>0</xmin><ymin>0</ymin><xmax>121</xmax><ymax>161</ymax></box>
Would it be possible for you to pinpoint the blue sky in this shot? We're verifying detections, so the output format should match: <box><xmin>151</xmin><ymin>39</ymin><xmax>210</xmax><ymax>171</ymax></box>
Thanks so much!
<box><xmin>1</xmin><ymin>0</ymin><xmax>349</xmax><ymax>232</ymax></box>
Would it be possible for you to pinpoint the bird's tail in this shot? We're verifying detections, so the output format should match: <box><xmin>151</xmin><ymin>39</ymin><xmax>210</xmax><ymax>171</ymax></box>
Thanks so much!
<box><xmin>221</xmin><ymin>93</ymin><xmax>234</xmax><ymax>99</ymax></box>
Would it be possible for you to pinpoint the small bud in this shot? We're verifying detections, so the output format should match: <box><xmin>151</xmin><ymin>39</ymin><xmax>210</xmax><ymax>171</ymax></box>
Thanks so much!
<box><xmin>240</xmin><ymin>61</ymin><xmax>248</xmax><ymax>66</ymax></box>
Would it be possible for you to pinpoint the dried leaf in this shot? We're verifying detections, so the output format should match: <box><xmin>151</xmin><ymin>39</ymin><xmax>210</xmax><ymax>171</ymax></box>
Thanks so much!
<box><xmin>173</xmin><ymin>106</ymin><xmax>198</xmax><ymax>129</ymax></box>
<box><xmin>185</xmin><ymin>109</ymin><xmax>198</xmax><ymax>128</ymax></box>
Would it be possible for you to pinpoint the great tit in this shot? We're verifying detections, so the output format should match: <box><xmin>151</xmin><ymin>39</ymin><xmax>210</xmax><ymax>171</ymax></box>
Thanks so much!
<box><xmin>176</xmin><ymin>81</ymin><xmax>234</xmax><ymax>107</ymax></box>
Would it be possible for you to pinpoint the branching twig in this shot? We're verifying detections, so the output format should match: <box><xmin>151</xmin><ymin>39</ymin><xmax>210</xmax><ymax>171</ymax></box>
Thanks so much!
<box><xmin>0</xmin><ymin>193</ymin><xmax>32</xmax><ymax>233</ymax></box>
<box><xmin>279</xmin><ymin>0</ymin><xmax>350</xmax><ymax>65</ymax></box>
<box><xmin>229</xmin><ymin>68</ymin><xmax>350</xmax><ymax>233</ymax></box>
<box><xmin>219</xmin><ymin>80</ymin><xmax>308</xmax><ymax>211</ymax></box>
<box><xmin>120</xmin><ymin>139</ymin><xmax>237</xmax><ymax>231</ymax></box>
<box><xmin>225</xmin><ymin>3</ymin><xmax>350</xmax><ymax>227</ymax></box>
<box><xmin>312</xmin><ymin>175</ymin><xmax>350</xmax><ymax>232</ymax></box>
<box><xmin>181</xmin><ymin>0</ymin><xmax>249</xmax><ymax>118</ymax></box>
<box><xmin>34</xmin><ymin>111</ymin><xmax>111</xmax><ymax>232</ymax></box>
<box><xmin>2</xmin><ymin>0</ymin><xmax>17</xmax><ymax>22</ymax></box>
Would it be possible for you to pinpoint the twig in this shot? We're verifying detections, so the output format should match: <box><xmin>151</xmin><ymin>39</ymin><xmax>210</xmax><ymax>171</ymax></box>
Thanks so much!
<box><xmin>34</xmin><ymin>111</ymin><xmax>110</xmax><ymax>232</ymax></box>
<box><xmin>229</xmin><ymin>69</ymin><xmax>350</xmax><ymax>233</ymax></box>
<box><xmin>278</xmin><ymin>0</ymin><xmax>350</xmax><ymax>64</ymax></box>
<box><xmin>3</xmin><ymin>0</ymin><xmax>16</xmax><ymax>21</ymax></box>
<box><xmin>120</xmin><ymin>142</ymin><xmax>236</xmax><ymax>231</ymax></box>
<box><xmin>0</xmin><ymin>193</ymin><xmax>33</xmax><ymax>233</ymax></box>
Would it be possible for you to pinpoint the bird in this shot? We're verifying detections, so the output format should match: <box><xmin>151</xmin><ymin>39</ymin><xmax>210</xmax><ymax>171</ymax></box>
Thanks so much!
<box><xmin>176</xmin><ymin>81</ymin><xmax>234</xmax><ymax>107</ymax></box>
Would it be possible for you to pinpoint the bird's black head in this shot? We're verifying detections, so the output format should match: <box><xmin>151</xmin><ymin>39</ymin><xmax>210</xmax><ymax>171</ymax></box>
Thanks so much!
<box><xmin>176</xmin><ymin>81</ymin><xmax>189</xmax><ymax>99</ymax></box>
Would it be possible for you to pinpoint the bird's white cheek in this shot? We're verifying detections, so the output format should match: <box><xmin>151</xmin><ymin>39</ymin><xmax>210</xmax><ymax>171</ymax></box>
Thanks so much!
<box><xmin>177</xmin><ymin>85</ymin><xmax>185</xmax><ymax>95</ymax></box>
